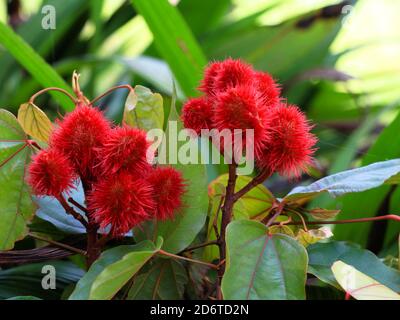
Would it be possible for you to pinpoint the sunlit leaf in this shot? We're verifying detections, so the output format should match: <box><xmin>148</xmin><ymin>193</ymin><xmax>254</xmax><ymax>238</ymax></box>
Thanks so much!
<box><xmin>332</xmin><ymin>261</ymin><xmax>400</xmax><ymax>300</ymax></box>
<box><xmin>17</xmin><ymin>103</ymin><xmax>53</xmax><ymax>143</ymax></box>
<box><xmin>308</xmin><ymin>241</ymin><xmax>400</xmax><ymax>292</ymax></box>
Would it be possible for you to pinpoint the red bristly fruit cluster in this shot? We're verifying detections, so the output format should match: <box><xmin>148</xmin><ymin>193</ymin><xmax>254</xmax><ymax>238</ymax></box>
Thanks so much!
<box><xmin>182</xmin><ymin>58</ymin><xmax>317</xmax><ymax>177</ymax></box>
<box><xmin>28</xmin><ymin>103</ymin><xmax>185</xmax><ymax>237</ymax></box>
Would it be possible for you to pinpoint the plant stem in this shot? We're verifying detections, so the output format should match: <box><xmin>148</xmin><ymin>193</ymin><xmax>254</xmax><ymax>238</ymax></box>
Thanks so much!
<box><xmin>217</xmin><ymin>163</ymin><xmax>238</xmax><ymax>297</ymax></box>
<box><xmin>27</xmin><ymin>140</ymin><xmax>42</xmax><ymax>151</ymax></box>
<box><xmin>232</xmin><ymin>169</ymin><xmax>271</xmax><ymax>202</ymax></box>
<box><xmin>212</xmin><ymin>195</ymin><xmax>225</xmax><ymax>239</ymax></box>
<box><xmin>57</xmin><ymin>195</ymin><xmax>88</xmax><ymax>228</ymax></box>
<box><xmin>29</xmin><ymin>87</ymin><xmax>77</xmax><ymax>105</ymax></box>
<box><xmin>96</xmin><ymin>233</ymin><xmax>112</xmax><ymax>248</ymax></box>
<box><xmin>275</xmin><ymin>214</ymin><xmax>400</xmax><ymax>226</ymax></box>
<box><xmin>85</xmin><ymin>214</ymin><xmax>100</xmax><ymax>269</ymax></box>
<box><xmin>28</xmin><ymin>232</ymin><xmax>86</xmax><ymax>255</ymax></box>
<box><xmin>265</xmin><ymin>201</ymin><xmax>286</xmax><ymax>227</ymax></box>
<box><xmin>158</xmin><ymin>250</ymin><xmax>218</xmax><ymax>270</ymax></box>
<box><xmin>179</xmin><ymin>240</ymin><xmax>219</xmax><ymax>254</ymax></box>
<box><xmin>90</xmin><ymin>84</ymin><xmax>134</xmax><ymax>106</ymax></box>
<box><xmin>79</xmin><ymin>180</ymin><xmax>101</xmax><ymax>269</ymax></box>
<box><xmin>67</xmin><ymin>197</ymin><xmax>88</xmax><ymax>214</ymax></box>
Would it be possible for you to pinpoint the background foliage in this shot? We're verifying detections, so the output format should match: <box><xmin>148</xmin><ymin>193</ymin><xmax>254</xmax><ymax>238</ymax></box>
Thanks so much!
<box><xmin>0</xmin><ymin>0</ymin><xmax>400</xmax><ymax>300</ymax></box>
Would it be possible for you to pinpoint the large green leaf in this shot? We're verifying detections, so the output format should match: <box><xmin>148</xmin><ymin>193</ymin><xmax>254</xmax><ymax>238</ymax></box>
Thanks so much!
<box><xmin>0</xmin><ymin>109</ymin><xmax>35</xmax><ymax>250</ymax></box>
<box><xmin>127</xmin><ymin>259</ymin><xmax>188</xmax><ymax>300</ymax></box>
<box><xmin>285</xmin><ymin>159</ymin><xmax>400</xmax><ymax>205</ymax></box>
<box><xmin>0</xmin><ymin>261</ymin><xmax>84</xmax><ymax>300</ymax></box>
<box><xmin>135</xmin><ymin>94</ymin><xmax>208</xmax><ymax>254</ymax></box>
<box><xmin>204</xmin><ymin>174</ymin><xmax>275</xmax><ymax>262</ymax></box>
<box><xmin>307</xmin><ymin>241</ymin><xmax>400</xmax><ymax>292</ymax></box>
<box><xmin>334</xmin><ymin>110</ymin><xmax>400</xmax><ymax>245</ymax></box>
<box><xmin>131</xmin><ymin>0</ymin><xmax>207</xmax><ymax>97</ymax></box>
<box><xmin>0</xmin><ymin>22</ymin><xmax>73</xmax><ymax>111</ymax></box>
<box><xmin>123</xmin><ymin>85</ymin><xmax>164</xmax><ymax>132</ymax></box>
<box><xmin>69</xmin><ymin>238</ymin><xmax>162</xmax><ymax>300</ymax></box>
<box><xmin>222</xmin><ymin>220</ymin><xmax>308</xmax><ymax>300</ymax></box>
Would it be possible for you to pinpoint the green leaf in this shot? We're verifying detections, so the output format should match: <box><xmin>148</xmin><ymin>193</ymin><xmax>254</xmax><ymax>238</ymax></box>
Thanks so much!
<box><xmin>131</xmin><ymin>0</ymin><xmax>207</xmax><ymax>97</ymax></box>
<box><xmin>0</xmin><ymin>21</ymin><xmax>73</xmax><ymax>111</ymax></box>
<box><xmin>0</xmin><ymin>261</ymin><xmax>84</xmax><ymax>300</ymax></box>
<box><xmin>222</xmin><ymin>220</ymin><xmax>308</xmax><ymax>300</ymax></box>
<box><xmin>204</xmin><ymin>174</ymin><xmax>275</xmax><ymax>262</ymax></box>
<box><xmin>0</xmin><ymin>108</ymin><xmax>26</xmax><ymax>139</ymax></box>
<box><xmin>285</xmin><ymin>159</ymin><xmax>400</xmax><ymax>205</ymax></box>
<box><xmin>70</xmin><ymin>238</ymin><xmax>162</xmax><ymax>300</ymax></box>
<box><xmin>135</xmin><ymin>93</ymin><xmax>208</xmax><ymax>254</ymax></box>
<box><xmin>17</xmin><ymin>103</ymin><xmax>53</xmax><ymax>143</ymax></box>
<box><xmin>127</xmin><ymin>259</ymin><xmax>188</xmax><ymax>300</ymax></box>
<box><xmin>123</xmin><ymin>85</ymin><xmax>164</xmax><ymax>132</ymax></box>
<box><xmin>334</xmin><ymin>110</ymin><xmax>400</xmax><ymax>245</ymax></box>
<box><xmin>0</xmin><ymin>109</ymin><xmax>35</xmax><ymax>250</ymax></box>
<box><xmin>307</xmin><ymin>241</ymin><xmax>400</xmax><ymax>292</ymax></box>
<box><xmin>332</xmin><ymin>261</ymin><xmax>400</xmax><ymax>300</ymax></box>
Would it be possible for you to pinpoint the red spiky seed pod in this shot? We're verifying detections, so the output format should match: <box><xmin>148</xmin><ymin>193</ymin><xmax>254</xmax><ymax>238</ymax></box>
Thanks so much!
<box><xmin>181</xmin><ymin>97</ymin><xmax>214</xmax><ymax>135</ymax></box>
<box><xmin>88</xmin><ymin>172</ymin><xmax>155</xmax><ymax>237</ymax></box>
<box><xmin>146</xmin><ymin>166</ymin><xmax>185</xmax><ymax>220</ymax></box>
<box><xmin>253</xmin><ymin>71</ymin><xmax>281</xmax><ymax>108</ymax></box>
<box><xmin>213</xmin><ymin>85</ymin><xmax>270</xmax><ymax>157</ymax></box>
<box><xmin>98</xmin><ymin>126</ymin><xmax>152</xmax><ymax>175</ymax></box>
<box><xmin>256</xmin><ymin>104</ymin><xmax>317</xmax><ymax>177</ymax></box>
<box><xmin>50</xmin><ymin>103</ymin><xmax>111</xmax><ymax>182</ymax></box>
<box><xmin>212</xmin><ymin>58</ymin><xmax>255</xmax><ymax>94</ymax></box>
<box><xmin>28</xmin><ymin>149</ymin><xmax>76</xmax><ymax>197</ymax></box>
<box><xmin>198</xmin><ymin>61</ymin><xmax>223</xmax><ymax>96</ymax></box>
<box><xmin>199</xmin><ymin>59</ymin><xmax>255</xmax><ymax>95</ymax></box>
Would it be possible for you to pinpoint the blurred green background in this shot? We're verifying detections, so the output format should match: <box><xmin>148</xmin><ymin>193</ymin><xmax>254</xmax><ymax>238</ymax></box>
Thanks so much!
<box><xmin>1</xmin><ymin>0</ymin><xmax>400</xmax><ymax>255</ymax></box>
